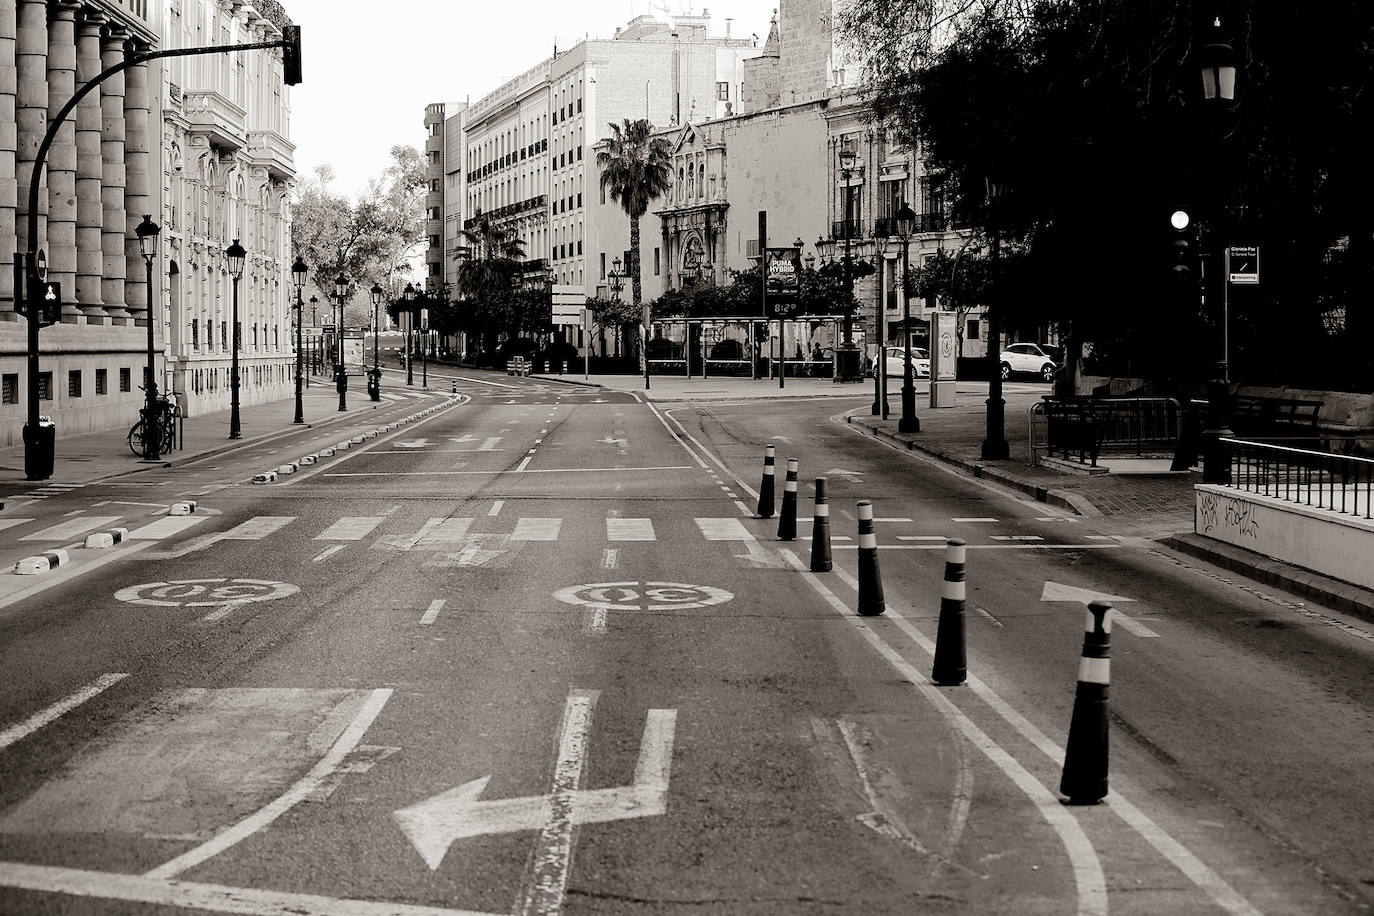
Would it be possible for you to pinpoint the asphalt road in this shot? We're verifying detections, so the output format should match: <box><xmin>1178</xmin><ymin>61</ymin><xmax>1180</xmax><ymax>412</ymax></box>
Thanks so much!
<box><xmin>0</xmin><ymin>372</ymin><xmax>1370</xmax><ymax>915</ymax></box>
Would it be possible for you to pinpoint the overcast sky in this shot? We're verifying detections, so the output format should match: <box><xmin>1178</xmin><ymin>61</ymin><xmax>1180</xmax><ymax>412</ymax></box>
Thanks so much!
<box><xmin>286</xmin><ymin>0</ymin><xmax>781</xmax><ymax>201</ymax></box>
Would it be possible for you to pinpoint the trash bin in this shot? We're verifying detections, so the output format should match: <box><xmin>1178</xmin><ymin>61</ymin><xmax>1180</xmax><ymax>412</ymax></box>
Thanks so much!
<box><xmin>23</xmin><ymin>415</ymin><xmax>56</xmax><ymax>480</ymax></box>
<box><xmin>835</xmin><ymin>345</ymin><xmax>862</xmax><ymax>382</ymax></box>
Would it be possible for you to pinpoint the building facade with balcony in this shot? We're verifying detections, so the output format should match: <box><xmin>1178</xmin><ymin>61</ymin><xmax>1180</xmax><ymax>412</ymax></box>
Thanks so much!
<box><xmin>160</xmin><ymin>0</ymin><xmax>295</xmax><ymax>417</ymax></box>
<box><xmin>1</xmin><ymin>0</ymin><xmax>166</xmax><ymax>445</ymax></box>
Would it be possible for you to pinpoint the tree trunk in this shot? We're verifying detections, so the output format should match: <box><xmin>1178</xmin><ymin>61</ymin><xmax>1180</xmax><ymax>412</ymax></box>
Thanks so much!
<box><xmin>631</xmin><ymin>215</ymin><xmax>646</xmax><ymax>372</ymax></box>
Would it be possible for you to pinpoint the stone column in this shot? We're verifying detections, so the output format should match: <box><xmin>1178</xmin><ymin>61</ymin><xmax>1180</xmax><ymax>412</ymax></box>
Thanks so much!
<box><xmin>123</xmin><ymin>36</ymin><xmax>149</xmax><ymax>321</ymax></box>
<box><xmin>1</xmin><ymin>0</ymin><xmax>16</xmax><ymax>318</ymax></box>
<box><xmin>46</xmin><ymin>0</ymin><xmax>81</xmax><ymax>321</ymax></box>
<box><xmin>74</xmin><ymin>6</ymin><xmax>104</xmax><ymax>320</ymax></box>
<box><xmin>15</xmin><ymin>0</ymin><xmax>47</xmax><ymax>276</ymax></box>
<box><xmin>100</xmin><ymin>23</ymin><xmax>127</xmax><ymax>321</ymax></box>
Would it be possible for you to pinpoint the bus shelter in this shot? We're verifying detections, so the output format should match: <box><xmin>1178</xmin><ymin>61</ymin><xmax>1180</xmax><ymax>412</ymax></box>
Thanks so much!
<box><xmin>646</xmin><ymin>316</ymin><xmax>857</xmax><ymax>380</ymax></box>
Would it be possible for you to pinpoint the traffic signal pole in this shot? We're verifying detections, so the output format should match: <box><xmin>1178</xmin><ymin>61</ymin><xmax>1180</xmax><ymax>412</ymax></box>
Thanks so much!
<box><xmin>19</xmin><ymin>32</ymin><xmax>301</xmax><ymax>479</ymax></box>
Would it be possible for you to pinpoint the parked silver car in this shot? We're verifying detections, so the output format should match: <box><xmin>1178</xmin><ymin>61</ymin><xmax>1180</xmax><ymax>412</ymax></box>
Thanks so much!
<box><xmin>1000</xmin><ymin>342</ymin><xmax>1057</xmax><ymax>382</ymax></box>
<box><xmin>870</xmin><ymin>346</ymin><xmax>930</xmax><ymax>379</ymax></box>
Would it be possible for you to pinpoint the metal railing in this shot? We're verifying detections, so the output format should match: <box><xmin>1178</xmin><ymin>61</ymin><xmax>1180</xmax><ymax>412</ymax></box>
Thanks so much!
<box><xmin>1029</xmin><ymin>397</ymin><xmax>1182</xmax><ymax>467</ymax></box>
<box><xmin>1222</xmin><ymin>438</ymin><xmax>1374</xmax><ymax>519</ymax></box>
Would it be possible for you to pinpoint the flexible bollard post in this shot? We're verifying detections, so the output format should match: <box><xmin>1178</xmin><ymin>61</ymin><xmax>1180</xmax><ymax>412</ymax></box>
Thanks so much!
<box><xmin>809</xmin><ymin>477</ymin><xmax>832</xmax><ymax>572</ymax></box>
<box><xmin>756</xmin><ymin>444</ymin><xmax>776</xmax><ymax>518</ymax></box>
<box><xmin>856</xmin><ymin>500</ymin><xmax>885</xmax><ymax>616</ymax></box>
<box><xmin>1060</xmin><ymin>601</ymin><xmax>1112</xmax><ymax>805</ymax></box>
<box><xmin>931</xmin><ymin>538</ymin><xmax>968</xmax><ymax>686</ymax></box>
<box><xmin>777</xmin><ymin>458</ymin><xmax>799</xmax><ymax>540</ymax></box>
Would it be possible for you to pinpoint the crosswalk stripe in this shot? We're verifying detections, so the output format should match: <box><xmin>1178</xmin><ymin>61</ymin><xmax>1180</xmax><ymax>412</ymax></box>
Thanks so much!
<box><xmin>512</xmin><ymin>518</ymin><xmax>561</xmax><ymax>541</ymax></box>
<box><xmin>413</xmin><ymin>517</ymin><xmax>473</xmax><ymax>548</ymax></box>
<box><xmin>607</xmin><ymin>518</ymin><xmax>655</xmax><ymax>541</ymax></box>
<box><xmin>222</xmin><ymin>517</ymin><xmax>295</xmax><ymax>539</ymax></box>
<box><xmin>315</xmin><ymin>517</ymin><xmax>386</xmax><ymax>541</ymax></box>
<box><xmin>20</xmin><ymin>516</ymin><xmax>123</xmax><ymax>542</ymax></box>
<box><xmin>694</xmin><ymin>518</ymin><xmax>751</xmax><ymax>541</ymax></box>
<box><xmin>0</xmin><ymin>518</ymin><xmax>35</xmax><ymax>533</ymax></box>
<box><xmin>127</xmin><ymin>516</ymin><xmax>210</xmax><ymax>540</ymax></box>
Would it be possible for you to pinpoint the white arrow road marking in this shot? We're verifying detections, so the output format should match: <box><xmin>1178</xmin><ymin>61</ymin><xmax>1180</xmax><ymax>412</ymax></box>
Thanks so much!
<box><xmin>393</xmin><ymin>701</ymin><xmax>676</xmax><ymax>875</ymax></box>
<box><xmin>395</xmin><ymin>438</ymin><xmax>430</xmax><ymax>449</ymax></box>
<box><xmin>1041</xmin><ymin>581</ymin><xmax>1160</xmax><ymax>638</ymax></box>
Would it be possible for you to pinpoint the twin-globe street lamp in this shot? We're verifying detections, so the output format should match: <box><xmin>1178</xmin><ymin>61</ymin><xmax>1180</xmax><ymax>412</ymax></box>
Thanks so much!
<box><xmin>836</xmin><ymin>144</ymin><xmax>862</xmax><ymax>382</ymax></box>
<box><xmin>333</xmin><ymin>274</ymin><xmax>348</xmax><ymax>411</ymax></box>
<box><xmin>402</xmin><ymin>282</ymin><xmax>417</xmax><ymax>386</ymax></box>
<box><xmin>894</xmin><ymin>201</ymin><xmax>920</xmax><ymax>434</ymax></box>
<box><xmin>134</xmin><ymin>215</ymin><xmax>161</xmax><ymax>460</ymax></box>
<box><xmin>291</xmin><ymin>256</ymin><xmax>307</xmax><ymax>424</ymax></box>
<box><xmin>226</xmin><ymin>239</ymin><xmax>245</xmax><ymax>440</ymax></box>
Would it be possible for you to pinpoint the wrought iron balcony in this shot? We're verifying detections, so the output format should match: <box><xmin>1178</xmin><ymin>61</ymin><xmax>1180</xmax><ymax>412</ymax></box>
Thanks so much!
<box><xmin>831</xmin><ymin>219</ymin><xmax>861</xmax><ymax>241</ymax></box>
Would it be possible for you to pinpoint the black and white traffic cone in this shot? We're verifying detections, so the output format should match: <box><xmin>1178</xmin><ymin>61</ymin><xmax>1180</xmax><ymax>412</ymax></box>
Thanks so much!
<box><xmin>809</xmin><ymin>477</ymin><xmax>832</xmax><ymax>572</ymax></box>
<box><xmin>777</xmin><ymin>458</ymin><xmax>799</xmax><ymax>540</ymax></box>
<box><xmin>856</xmin><ymin>500</ymin><xmax>885</xmax><ymax>616</ymax></box>
<box><xmin>756</xmin><ymin>444</ymin><xmax>776</xmax><ymax>518</ymax></box>
<box><xmin>931</xmin><ymin>538</ymin><xmax>967</xmax><ymax>686</ymax></box>
<box><xmin>1060</xmin><ymin>601</ymin><xmax>1112</xmax><ymax>805</ymax></box>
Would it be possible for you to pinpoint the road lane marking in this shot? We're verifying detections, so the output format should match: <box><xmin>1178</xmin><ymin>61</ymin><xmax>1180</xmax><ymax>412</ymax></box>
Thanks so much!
<box><xmin>824</xmin><ymin>562</ymin><xmax>1262</xmax><ymax>916</ymax></box>
<box><xmin>126</xmin><ymin>515</ymin><xmax>209</xmax><ymax>540</ymax></box>
<box><xmin>315</xmin><ymin>517</ymin><xmax>385</xmax><ymax>540</ymax></box>
<box><xmin>516</xmin><ymin>689</ymin><xmax>597</xmax><ymax>916</ymax></box>
<box><xmin>0</xmin><ymin>862</ymin><xmax>501</xmax><ymax>916</ymax></box>
<box><xmin>0</xmin><ymin>518</ymin><xmax>34</xmax><ymax>532</ymax></box>
<box><xmin>515</xmin><ymin>457</ymin><xmax>533</xmax><ymax>472</ymax></box>
<box><xmin>420</xmin><ymin>600</ymin><xmax>445</xmax><ymax>626</ymax></box>
<box><xmin>784</xmin><ymin>550</ymin><xmax>1108</xmax><ymax>916</ymax></box>
<box><xmin>600</xmin><ymin>549</ymin><xmax>619</xmax><ymax>569</ymax></box>
<box><xmin>0</xmin><ymin>673</ymin><xmax>129</xmax><ymax>751</ymax></box>
<box><xmin>312</xmin><ymin>545</ymin><xmax>345</xmax><ymax>563</ymax></box>
<box><xmin>512</xmin><ymin>518</ymin><xmax>561</xmax><ymax>541</ymax></box>
<box><xmin>144</xmin><ymin>688</ymin><xmax>393</xmax><ymax>880</ymax></box>
<box><xmin>20</xmin><ymin>516</ymin><xmax>123</xmax><ymax>541</ymax></box>
<box><xmin>951</xmin><ymin>517</ymin><xmax>998</xmax><ymax>523</ymax></box>
<box><xmin>489</xmin><ymin>500</ymin><xmax>504</xmax><ymax>517</ymax></box>
<box><xmin>607</xmin><ymin>518</ymin><xmax>655</xmax><ymax>541</ymax></box>
<box><xmin>322</xmin><ymin>466</ymin><xmax>693</xmax><ymax>476</ymax></box>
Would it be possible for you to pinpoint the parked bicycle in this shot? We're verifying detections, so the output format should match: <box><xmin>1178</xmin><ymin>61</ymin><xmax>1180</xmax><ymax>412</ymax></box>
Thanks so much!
<box><xmin>127</xmin><ymin>388</ymin><xmax>178</xmax><ymax>458</ymax></box>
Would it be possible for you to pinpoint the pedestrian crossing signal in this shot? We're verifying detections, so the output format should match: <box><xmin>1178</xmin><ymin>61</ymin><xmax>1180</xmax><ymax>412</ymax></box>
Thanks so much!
<box><xmin>19</xmin><ymin>270</ymin><xmax>61</xmax><ymax>325</ymax></box>
<box><xmin>39</xmin><ymin>281</ymin><xmax>61</xmax><ymax>325</ymax></box>
<box><xmin>281</xmin><ymin>24</ymin><xmax>302</xmax><ymax>85</ymax></box>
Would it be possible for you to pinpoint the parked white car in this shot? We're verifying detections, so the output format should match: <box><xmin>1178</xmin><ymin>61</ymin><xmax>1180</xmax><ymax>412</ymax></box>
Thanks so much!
<box><xmin>870</xmin><ymin>346</ymin><xmax>930</xmax><ymax>379</ymax></box>
<box><xmin>1000</xmin><ymin>342</ymin><xmax>1057</xmax><ymax>382</ymax></box>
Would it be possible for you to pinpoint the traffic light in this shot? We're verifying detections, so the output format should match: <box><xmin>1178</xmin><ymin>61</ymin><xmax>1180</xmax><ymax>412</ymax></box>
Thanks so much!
<box><xmin>281</xmin><ymin>24</ymin><xmax>302</xmax><ymax>85</ymax></box>
<box><xmin>38</xmin><ymin>281</ymin><xmax>61</xmax><ymax>325</ymax></box>
<box><xmin>1169</xmin><ymin>208</ymin><xmax>1193</xmax><ymax>282</ymax></box>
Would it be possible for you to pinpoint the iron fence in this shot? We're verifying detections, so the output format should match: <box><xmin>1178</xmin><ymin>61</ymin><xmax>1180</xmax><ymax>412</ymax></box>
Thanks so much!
<box><xmin>1222</xmin><ymin>438</ymin><xmax>1374</xmax><ymax>519</ymax></box>
<box><xmin>1029</xmin><ymin>397</ymin><xmax>1182</xmax><ymax>467</ymax></box>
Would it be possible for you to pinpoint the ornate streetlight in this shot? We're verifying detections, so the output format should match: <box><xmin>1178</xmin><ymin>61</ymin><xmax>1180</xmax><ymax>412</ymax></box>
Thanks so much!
<box><xmin>1200</xmin><ymin>15</ymin><xmax>1238</xmax><ymax>484</ymax></box>
<box><xmin>836</xmin><ymin>143</ymin><xmax>861</xmax><ymax>381</ymax></box>
<box><xmin>895</xmin><ymin>202</ymin><xmax>920</xmax><ymax>433</ymax></box>
<box><xmin>402</xmin><ymin>282</ymin><xmax>417</xmax><ymax>386</ymax></box>
<box><xmin>369</xmin><ymin>283</ymin><xmax>384</xmax><ymax>402</ymax></box>
<box><xmin>291</xmin><ymin>256</ymin><xmax>307</xmax><ymax>423</ymax></box>
<box><xmin>333</xmin><ymin>274</ymin><xmax>348</xmax><ymax>411</ymax></box>
<box><xmin>608</xmin><ymin>258</ymin><xmax>625</xmax><ymax>359</ymax></box>
<box><xmin>135</xmin><ymin>215</ymin><xmax>162</xmax><ymax>460</ymax></box>
<box><xmin>226</xmin><ymin>239</ymin><xmax>246</xmax><ymax>439</ymax></box>
<box><xmin>980</xmin><ymin>180</ymin><xmax>1009</xmax><ymax>460</ymax></box>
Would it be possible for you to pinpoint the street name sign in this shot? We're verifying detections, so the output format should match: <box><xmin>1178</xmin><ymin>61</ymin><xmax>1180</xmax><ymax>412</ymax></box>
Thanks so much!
<box><xmin>1227</xmin><ymin>246</ymin><xmax>1259</xmax><ymax>285</ymax></box>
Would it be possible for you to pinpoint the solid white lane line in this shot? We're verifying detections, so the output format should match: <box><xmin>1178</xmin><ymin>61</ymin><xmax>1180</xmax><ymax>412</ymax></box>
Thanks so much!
<box><xmin>952</xmin><ymin>517</ymin><xmax>999</xmax><ymax>523</ymax></box>
<box><xmin>420</xmin><ymin>600</ymin><xmax>445</xmax><ymax>626</ymax></box>
<box><xmin>489</xmin><ymin>500</ymin><xmax>505</xmax><ymax>517</ymax></box>
<box><xmin>0</xmin><ymin>674</ymin><xmax>129</xmax><ymax>751</ymax></box>
<box><xmin>145</xmin><ymin>689</ymin><xmax>393</xmax><ymax>880</ymax></box>
<box><xmin>0</xmin><ymin>518</ymin><xmax>34</xmax><ymax>532</ymax></box>
<box><xmin>0</xmin><ymin>862</ymin><xmax>501</xmax><ymax>916</ymax></box>
<box><xmin>827</xmin><ymin>565</ymin><xmax>1260</xmax><ymax>916</ymax></box>
<box><xmin>324</xmin><ymin>465</ymin><xmax>693</xmax><ymax>476</ymax></box>
<box><xmin>733</xmin><ymin>500</ymin><xmax>752</xmax><ymax>515</ymax></box>
<box><xmin>896</xmin><ymin>535</ymin><xmax>947</xmax><ymax>541</ymax></box>
<box><xmin>831</xmin><ymin>544</ymin><xmax>1124</xmax><ymax>551</ymax></box>
<box><xmin>312</xmin><ymin>545</ymin><xmax>345</xmax><ymax>563</ymax></box>
<box><xmin>516</xmin><ymin>457</ymin><xmax>533</xmax><ymax>472</ymax></box>
<box><xmin>785</xmin><ymin>551</ymin><xmax>1107</xmax><ymax>916</ymax></box>
<box><xmin>517</xmin><ymin>689</ymin><xmax>597</xmax><ymax>916</ymax></box>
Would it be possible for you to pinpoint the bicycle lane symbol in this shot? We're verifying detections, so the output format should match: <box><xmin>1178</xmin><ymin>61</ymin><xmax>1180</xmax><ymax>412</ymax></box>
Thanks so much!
<box><xmin>552</xmin><ymin>581</ymin><xmax>734</xmax><ymax>632</ymax></box>
<box><xmin>114</xmin><ymin>578</ymin><xmax>298</xmax><ymax>622</ymax></box>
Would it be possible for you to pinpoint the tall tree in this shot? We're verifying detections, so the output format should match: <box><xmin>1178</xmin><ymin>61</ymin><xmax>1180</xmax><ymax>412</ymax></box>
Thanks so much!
<box><xmin>454</xmin><ymin>208</ymin><xmax>529</xmax><ymax>352</ymax></box>
<box><xmin>596</xmin><ymin>119</ymin><xmax>673</xmax><ymax>371</ymax></box>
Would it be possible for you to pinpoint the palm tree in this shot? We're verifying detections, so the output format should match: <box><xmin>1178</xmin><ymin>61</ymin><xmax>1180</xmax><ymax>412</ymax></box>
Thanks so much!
<box><xmin>596</xmin><ymin>119</ymin><xmax>673</xmax><ymax>373</ymax></box>
<box><xmin>456</xmin><ymin>208</ymin><xmax>527</xmax><ymax>355</ymax></box>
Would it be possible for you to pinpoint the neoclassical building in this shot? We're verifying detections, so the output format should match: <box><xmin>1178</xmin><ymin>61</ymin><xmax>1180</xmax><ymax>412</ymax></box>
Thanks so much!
<box><xmin>0</xmin><ymin>0</ymin><xmax>294</xmax><ymax>448</ymax></box>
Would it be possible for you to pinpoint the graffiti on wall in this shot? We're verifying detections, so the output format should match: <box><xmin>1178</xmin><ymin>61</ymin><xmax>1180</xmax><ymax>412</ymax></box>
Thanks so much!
<box><xmin>1198</xmin><ymin>491</ymin><xmax>1261</xmax><ymax>539</ymax></box>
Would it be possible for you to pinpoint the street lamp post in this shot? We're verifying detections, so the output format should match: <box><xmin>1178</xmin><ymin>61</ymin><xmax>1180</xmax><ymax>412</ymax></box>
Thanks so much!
<box><xmin>420</xmin><ymin>293</ymin><xmax>429</xmax><ymax>388</ymax></box>
<box><xmin>309</xmin><ymin>296</ymin><xmax>318</xmax><ymax>378</ymax></box>
<box><xmin>402</xmin><ymin>283</ymin><xmax>417</xmax><ymax>386</ymax></box>
<box><xmin>608</xmin><ymin>258</ymin><xmax>625</xmax><ymax>365</ymax></box>
<box><xmin>870</xmin><ymin>229</ymin><xmax>889</xmax><ymax>416</ymax></box>
<box><xmin>837</xmin><ymin>144</ymin><xmax>861</xmax><ymax>381</ymax></box>
<box><xmin>291</xmin><ymin>256</ymin><xmax>306</xmax><ymax>423</ymax></box>
<box><xmin>1200</xmin><ymin>16</ymin><xmax>1238</xmax><ymax>484</ymax></box>
<box><xmin>226</xmin><ymin>239</ymin><xmax>245</xmax><ymax>439</ymax></box>
<box><xmin>135</xmin><ymin>215</ymin><xmax>162</xmax><ymax>460</ymax></box>
<box><xmin>369</xmin><ymin>283</ymin><xmax>383</xmax><ymax>402</ymax></box>
<box><xmin>980</xmin><ymin>181</ymin><xmax>1010</xmax><ymax>460</ymax></box>
<box><xmin>895</xmin><ymin>202</ymin><xmax>920</xmax><ymax>433</ymax></box>
<box><xmin>334</xmin><ymin>274</ymin><xmax>348</xmax><ymax>411</ymax></box>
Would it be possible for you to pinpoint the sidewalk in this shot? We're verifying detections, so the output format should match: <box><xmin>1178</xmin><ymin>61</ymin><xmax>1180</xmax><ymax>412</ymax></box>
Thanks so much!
<box><xmin>546</xmin><ymin>371</ymin><xmax>1374</xmax><ymax>620</ymax></box>
<box><xmin>0</xmin><ymin>370</ymin><xmax>445</xmax><ymax>490</ymax></box>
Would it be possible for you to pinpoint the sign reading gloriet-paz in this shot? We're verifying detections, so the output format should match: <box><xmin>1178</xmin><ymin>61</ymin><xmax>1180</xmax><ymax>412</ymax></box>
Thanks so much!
<box><xmin>1227</xmin><ymin>245</ymin><xmax>1259</xmax><ymax>285</ymax></box>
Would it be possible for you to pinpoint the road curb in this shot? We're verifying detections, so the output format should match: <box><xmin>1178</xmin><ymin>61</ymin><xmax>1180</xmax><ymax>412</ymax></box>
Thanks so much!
<box><xmin>14</xmin><ymin>548</ymin><xmax>70</xmax><ymax>575</ymax></box>
<box><xmin>1160</xmin><ymin>533</ymin><xmax>1374</xmax><ymax>624</ymax></box>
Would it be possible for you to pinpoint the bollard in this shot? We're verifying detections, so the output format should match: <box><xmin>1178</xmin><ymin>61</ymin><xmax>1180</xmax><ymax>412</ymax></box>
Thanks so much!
<box><xmin>931</xmin><ymin>538</ymin><xmax>968</xmax><ymax>686</ymax></box>
<box><xmin>452</xmin><ymin>382</ymin><xmax>457</xmax><ymax>394</ymax></box>
<box><xmin>809</xmin><ymin>477</ymin><xmax>832</xmax><ymax>572</ymax></box>
<box><xmin>856</xmin><ymin>500</ymin><xmax>885</xmax><ymax>616</ymax></box>
<box><xmin>777</xmin><ymin>458</ymin><xmax>799</xmax><ymax>540</ymax></box>
<box><xmin>1060</xmin><ymin>601</ymin><xmax>1112</xmax><ymax>805</ymax></box>
<box><xmin>756</xmin><ymin>444</ymin><xmax>776</xmax><ymax>518</ymax></box>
